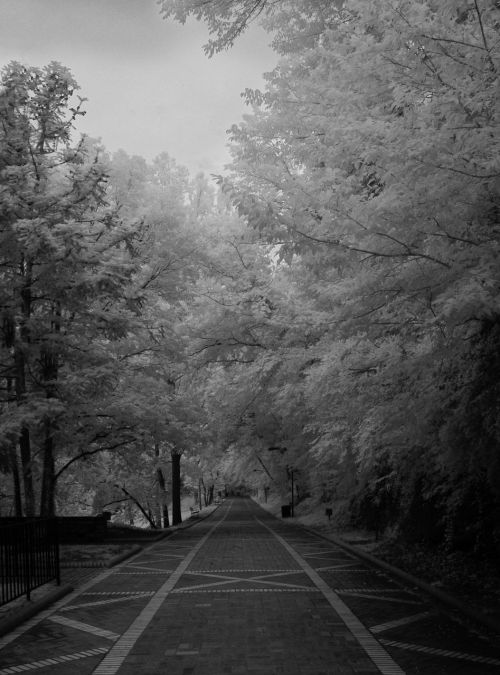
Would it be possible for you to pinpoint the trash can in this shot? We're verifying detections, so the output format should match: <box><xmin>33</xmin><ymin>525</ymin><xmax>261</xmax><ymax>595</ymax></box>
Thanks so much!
<box><xmin>281</xmin><ymin>504</ymin><xmax>291</xmax><ymax>518</ymax></box>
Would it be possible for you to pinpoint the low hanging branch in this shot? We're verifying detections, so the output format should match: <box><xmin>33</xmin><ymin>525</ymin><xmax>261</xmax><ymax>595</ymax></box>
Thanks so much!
<box><xmin>54</xmin><ymin>437</ymin><xmax>136</xmax><ymax>480</ymax></box>
<box><xmin>254</xmin><ymin>452</ymin><xmax>277</xmax><ymax>484</ymax></box>
<box><xmin>114</xmin><ymin>484</ymin><xmax>157</xmax><ymax>529</ymax></box>
<box><xmin>101</xmin><ymin>497</ymin><xmax>130</xmax><ymax>508</ymax></box>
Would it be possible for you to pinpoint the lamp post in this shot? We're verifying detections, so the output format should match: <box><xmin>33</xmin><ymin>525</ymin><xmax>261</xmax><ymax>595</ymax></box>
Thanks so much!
<box><xmin>287</xmin><ymin>466</ymin><xmax>295</xmax><ymax>517</ymax></box>
<box><xmin>268</xmin><ymin>446</ymin><xmax>298</xmax><ymax>518</ymax></box>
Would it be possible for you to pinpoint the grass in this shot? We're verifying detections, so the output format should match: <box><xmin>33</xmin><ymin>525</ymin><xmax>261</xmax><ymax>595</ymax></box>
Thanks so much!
<box><xmin>60</xmin><ymin>543</ymin><xmax>135</xmax><ymax>565</ymax></box>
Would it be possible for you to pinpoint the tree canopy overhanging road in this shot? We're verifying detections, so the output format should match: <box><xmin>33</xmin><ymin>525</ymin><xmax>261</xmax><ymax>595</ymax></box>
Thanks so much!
<box><xmin>1</xmin><ymin>0</ymin><xmax>500</xmax><ymax>596</ymax></box>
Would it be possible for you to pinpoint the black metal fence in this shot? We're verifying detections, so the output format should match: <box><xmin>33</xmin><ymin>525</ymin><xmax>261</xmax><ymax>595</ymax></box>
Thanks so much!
<box><xmin>0</xmin><ymin>518</ymin><xmax>60</xmax><ymax>607</ymax></box>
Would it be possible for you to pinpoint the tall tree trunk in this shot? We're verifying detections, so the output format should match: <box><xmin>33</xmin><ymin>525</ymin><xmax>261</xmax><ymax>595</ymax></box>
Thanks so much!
<box><xmin>18</xmin><ymin>428</ymin><xmax>34</xmax><ymax>516</ymax></box>
<box><xmin>162</xmin><ymin>502</ymin><xmax>170</xmax><ymax>528</ymax></box>
<box><xmin>15</xmin><ymin>344</ymin><xmax>34</xmax><ymax>515</ymax></box>
<box><xmin>171</xmin><ymin>450</ymin><xmax>182</xmax><ymax>525</ymax></box>
<box><xmin>201</xmin><ymin>476</ymin><xmax>208</xmax><ymax>507</ymax></box>
<box><xmin>9</xmin><ymin>444</ymin><xmax>23</xmax><ymax>516</ymax></box>
<box><xmin>40</xmin><ymin>418</ymin><xmax>55</xmax><ymax>516</ymax></box>
<box><xmin>155</xmin><ymin>441</ymin><xmax>169</xmax><ymax>527</ymax></box>
<box><xmin>6</xmin><ymin>378</ymin><xmax>23</xmax><ymax>516</ymax></box>
<box><xmin>15</xmin><ymin>257</ymin><xmax>35</xmax><ymax>516</ymax></box>
<box><xmin>157</xmin><ymin>468</ymin><xmax>170</xmax><ymax>528</ymax></box>
<box><xmin>40</xmin><ymin>304</ymin><xmax>60</xmax><ymax>517</ymax></box>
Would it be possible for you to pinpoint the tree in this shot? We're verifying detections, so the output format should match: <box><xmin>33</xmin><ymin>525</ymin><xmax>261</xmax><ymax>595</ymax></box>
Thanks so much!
<box><xmin>164</xmin><ymin>1</ymin><xmax>500</xmax><ymax>554</ymax></box>
<box><xmin>0</xmin><ymin>62</ymin><xmax>147</xmax><ymax>516</ymax></box>
<box><xmin>158</xmin><ymin>0</ymin><xmax>343</xmax><ymax>55</ymax></box>
<box><xmin>0</xmin><ymin>64</ymin><xmax>249</xmax><ymax>521</ymax></box>
<box><xmin>158</xmin><ymin>0</ymin><xmax>273</xmax><ymax>55</ymax></box>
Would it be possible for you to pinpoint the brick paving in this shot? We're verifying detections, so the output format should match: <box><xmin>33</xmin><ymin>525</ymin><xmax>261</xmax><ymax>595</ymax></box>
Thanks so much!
<box><xmin>0</xmin><ymin>498</ymin><xmax>499</xmax><ymax>674</ymax></box>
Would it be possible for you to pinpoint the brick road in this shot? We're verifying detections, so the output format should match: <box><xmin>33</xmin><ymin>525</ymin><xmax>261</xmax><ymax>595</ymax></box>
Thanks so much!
<box><xmin>0</xmin><ymin>498</ymin><xmax>499</xmax><ymax>674</ymax></box>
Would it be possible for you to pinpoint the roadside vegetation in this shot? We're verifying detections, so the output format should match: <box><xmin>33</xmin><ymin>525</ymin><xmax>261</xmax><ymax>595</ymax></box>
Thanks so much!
<box><xmin>1</xmin><ymin>1</ymin><xmax>499</xmax><ymax>608</ymax></box>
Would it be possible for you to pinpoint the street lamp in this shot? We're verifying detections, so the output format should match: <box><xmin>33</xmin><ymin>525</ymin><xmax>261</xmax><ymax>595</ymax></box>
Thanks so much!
<box><xmin>286</xmin><ymin>466</ymin><xmax>297</xmax><ymax>517</ymax></box>
<box><xmin>268</xmin><ymin>446</ymin><xmax>298</xmax><ymax>517</ymax></box>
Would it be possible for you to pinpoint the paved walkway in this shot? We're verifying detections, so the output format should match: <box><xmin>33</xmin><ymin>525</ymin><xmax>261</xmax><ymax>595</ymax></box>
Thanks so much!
<box><xmin>0</xmin><ymin>498</ymin><xmax>499</xmax><ymax>674</ymax></box>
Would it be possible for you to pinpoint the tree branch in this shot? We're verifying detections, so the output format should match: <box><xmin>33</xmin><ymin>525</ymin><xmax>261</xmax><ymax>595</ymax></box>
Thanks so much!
<box><xmin>474</xmin><ymin>0</ymin><xmax>496</xmax><ymax>71</ymax></box>
<box><xmin>55</xmin><ymin>438</ymin><xmax>135</xmax><ymax>479</ymax></box>
<box><xmin>291</xmin><ymin>226</ymin><xmax>451</xmax><ymax>268</ymax></box>
<box><xmin>115</xmin><ymin>484</ymin><xmax>158</xmax><ymax>528</ymax></box>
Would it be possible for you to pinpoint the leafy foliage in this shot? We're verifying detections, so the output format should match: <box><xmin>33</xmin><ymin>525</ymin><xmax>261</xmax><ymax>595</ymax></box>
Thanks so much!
<box><xmin>163</xmin><ymin>0</ymin><xmax>500</xmax><ymax>557</ymax></box>
<box><xmin>2</xmin><ymin>1</ymin><xmax>499</xmax><ymax>560</ymax></box>
<box><xmin>0</xmin><ymin>63</ymin><xmax>202</xmax><ymax>520</ymax></box>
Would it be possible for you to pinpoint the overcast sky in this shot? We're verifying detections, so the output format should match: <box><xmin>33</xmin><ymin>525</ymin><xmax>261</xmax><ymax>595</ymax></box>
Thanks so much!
<box><xmin>0</xmin><ymin>0</ymin><xmax>276</xmax><ymax>175</ymax></box>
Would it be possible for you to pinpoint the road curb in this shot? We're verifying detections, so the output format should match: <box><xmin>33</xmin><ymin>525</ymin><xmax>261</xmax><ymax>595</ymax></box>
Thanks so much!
<box><xmin>0</xmin><ymin>584</ymin><xmax>74</xmax><ymax>639</ymax></box>
<box><xmin>106</xmin><ymin>544</ymin><xmax>143</xmax><ymax>568</ymax></box>
<box><xmin>254</xmin><ymin>499</ymin><xmax>500</xmax><ymax>637</ymax></box>
<box><xmin>174</xmin><ymin>505</ymin><xmax>219</xmax><ymax>530</ymax></box>
<box><xmin>292</xmin><ymin>518</ymin><xmax>500</xmax><ymax>637</ymax></box>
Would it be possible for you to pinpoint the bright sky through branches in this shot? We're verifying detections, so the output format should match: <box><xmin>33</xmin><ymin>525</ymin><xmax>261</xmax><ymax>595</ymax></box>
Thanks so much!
<box><xmin>0</xmin><ymin>0</ymin><xmax>276</xmax><ymax>175</ymax></box>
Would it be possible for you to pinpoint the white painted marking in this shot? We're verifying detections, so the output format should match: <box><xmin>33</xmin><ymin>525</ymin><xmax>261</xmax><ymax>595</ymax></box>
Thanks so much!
<box><xmin>91</xmin><ymin>503</ymin><xmax>231</xmax><ymax>674</ymax></box>
<box><xmin>370</xmin><ymin>612</ymin><xmax>435</xmax><ymax>634</ymax></box>
<box><xmin>285</xmin><ymin>542</ymin><xmax>358</xmax><ymax>560</ymax></box>
<box><xmin>334</xmin><ymin>588</ymin><xmax>411</xmax><ymax>594</ymax></box>
<box><xmin>190</xmin><ymin>569</ymin><xmax>295</xmax><ymax>573</ymax></box>
<box><xmin>259</xmin><ymin>520</ymin><xmax>405</xmax><ymax>675</ymax></box>
<box><xmin>340</xmin><ymin>592</ymin><xmax>423</xmax><ymax>605</ymax></box>
<box><xmin>147</xmin><ymin>549</ymin><xmax>194</xmax><ymax>556</ymax></box>
<box><xmin>0</xmin><ymin>648</ymin><xmax>109</xmax><ymax>674</ymax></box>
<box><xmin>317</xmin><ymin>566</ymin><xmax>371</xmax><ymax>572</ymax></box>
<box><xmin>303</xmin><ymin>551</ymin><xmax>351</xmax><ymax>559</ymax></box>
<box><xmin>60</xmin><ymin>592</ymin><xmax>154</xmax><ymax>611</ymax></box>
<box><xmin>177</xmin><ymin>570</ymin><xmax>313</xmax><ymax>592</ymax></box>
<box><xmin>113</xmin><ymin>571</ymin><xmax>170</xmax><ymax>575</ymax></box>
<box><xmin>49</xmin><ymin>615</ymin><xmax>121</xmax><ymax>641</ymax></box>
<box><xmin>0</xmin><ymin>540</ymin><xmax>147</xmax><ymax>651</ymax></box>
<box><xmin>125</xmin><ymin>553</ymin><xmax>184</xmax><ymax>562</ymax></box>
<box><xmin>81</xmin><ymin>591</ymin><xmax>159</xmax><ymax>596</ymax></box>
<box><xmin>120</xmin><ymin>564</ymin><xmax>173</xmax><ymax>573</ymax></box>
<box><xmin>380</xmin><ymin>639</ymin><xmax>500</xmax><ymax>666</ymax></box>
<box><xmin>173</xmin><ymin>588</ymin><xmax>321</xmax><ymax>593</ymax></box>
